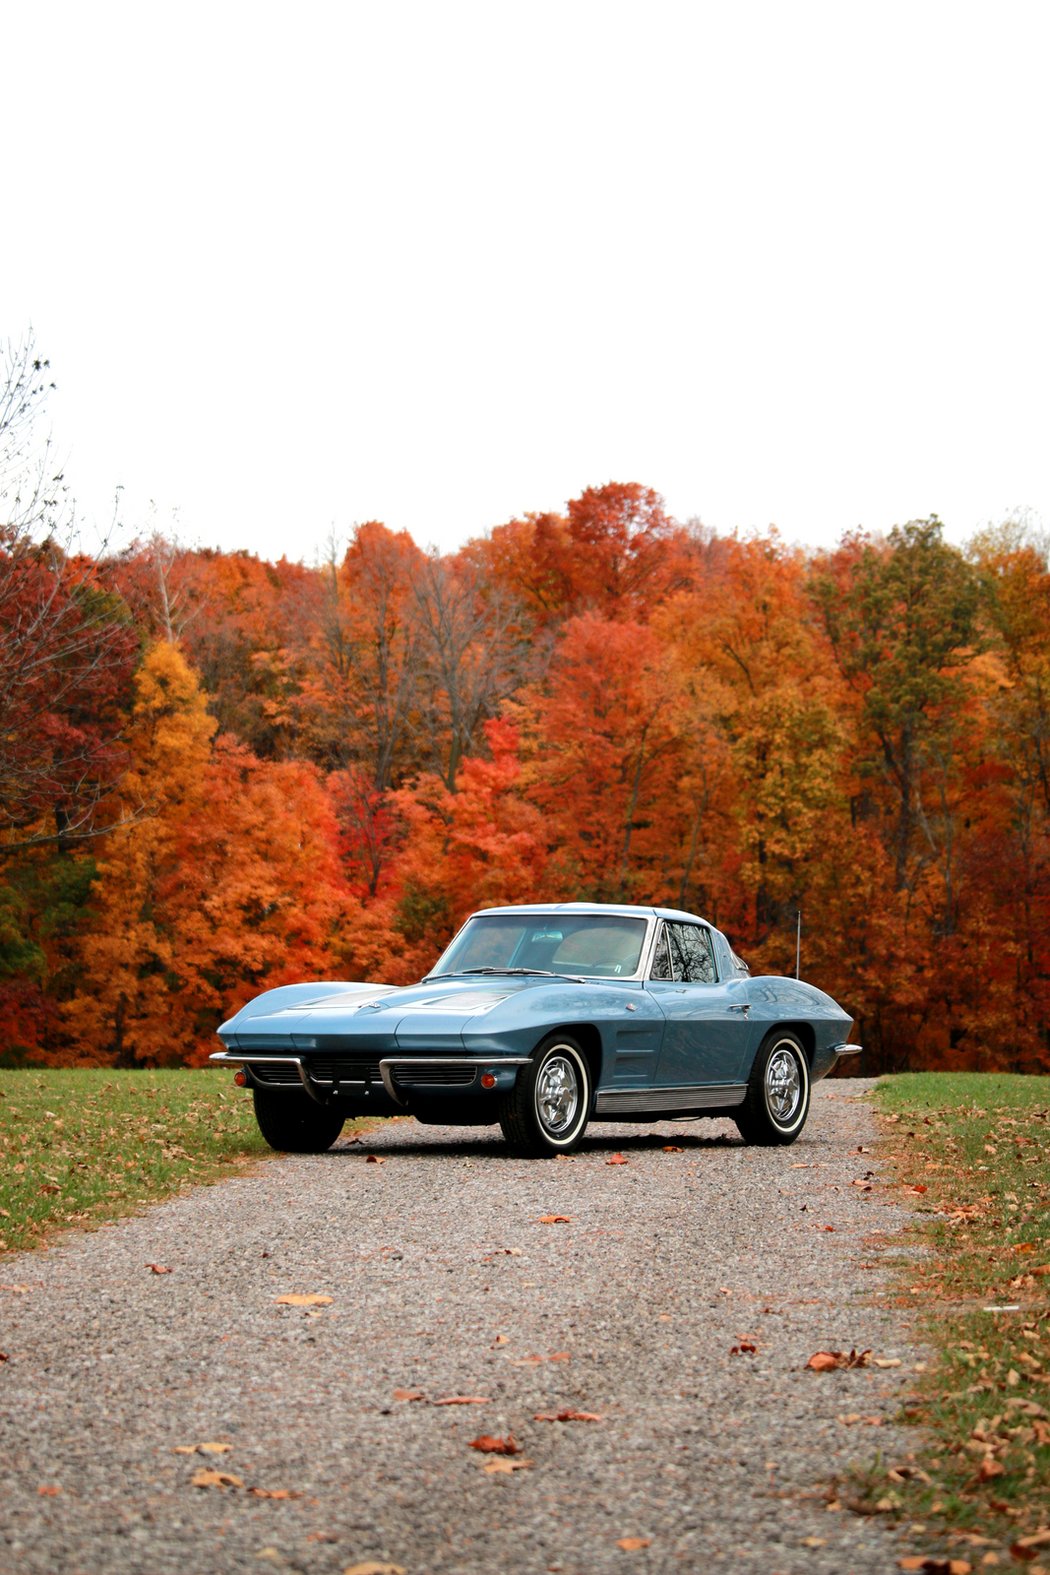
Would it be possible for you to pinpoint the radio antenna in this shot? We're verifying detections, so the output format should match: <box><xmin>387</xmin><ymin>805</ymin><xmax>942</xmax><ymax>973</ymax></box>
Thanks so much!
<box><xmin>796</xmin><ymin>910</ymin><xmax>802</xmax><ymax>980</ymax></box>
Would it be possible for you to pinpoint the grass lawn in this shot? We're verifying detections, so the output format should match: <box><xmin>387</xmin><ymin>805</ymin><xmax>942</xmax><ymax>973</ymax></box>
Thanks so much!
<box><xmin>871</xmin><ymin>1072</ymin><xmax>1049</xmax><ymax>1565</ymax></box>
<box><xmin>0</xmin><ymin>1067</ymin><xmax>278</xmax><ymax>1254</ymax></box>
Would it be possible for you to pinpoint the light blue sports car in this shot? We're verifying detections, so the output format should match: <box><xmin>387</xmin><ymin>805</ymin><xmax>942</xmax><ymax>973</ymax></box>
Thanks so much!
<box><xmin>212</xmin><ymin>902</ymin><xmax>860</xmax><ymax>1157</ymax></box>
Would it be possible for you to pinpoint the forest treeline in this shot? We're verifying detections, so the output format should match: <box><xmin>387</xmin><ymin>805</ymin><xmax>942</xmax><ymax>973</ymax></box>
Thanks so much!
<box><xmin>1</xmin><ymin>364</ymin><xmax>1048</xmax><ymax>1073</ymax></box>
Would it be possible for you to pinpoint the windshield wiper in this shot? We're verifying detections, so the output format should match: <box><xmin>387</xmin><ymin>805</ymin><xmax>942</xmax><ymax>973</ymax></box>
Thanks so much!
<box><xmin>420</xmin><ymin>967</ymin><xmax>591</xmax><ymax>983</ymax></box>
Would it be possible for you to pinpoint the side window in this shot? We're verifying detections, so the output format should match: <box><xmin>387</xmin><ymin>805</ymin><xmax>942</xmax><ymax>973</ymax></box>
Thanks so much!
<box><xmin>672</xmin><ymin>924</ymin><xmax>717</xmax><ymax>984</ymax></box>
<box><xmin>650</xmin><ymin>928</ymin><xmax>673</xmax><ymax>980</ymax></box>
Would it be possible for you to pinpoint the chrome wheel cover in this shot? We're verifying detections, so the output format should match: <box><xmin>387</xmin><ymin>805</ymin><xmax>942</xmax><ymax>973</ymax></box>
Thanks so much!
<box><xmin>765</xmin><ymin>1045</ymin><xmax>802</xmax><ymax>1125</ymax></box>
<box><xmin>535</xmin><ymin>1051</ymin><xmax>580</xmax><ymax>1136</ymax></box>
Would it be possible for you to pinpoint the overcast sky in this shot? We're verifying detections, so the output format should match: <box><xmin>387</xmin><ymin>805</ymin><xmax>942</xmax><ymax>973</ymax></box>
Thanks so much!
<box><xmin>4</xmin><ymin>0</ymin><xmax>1047</xmax><ymax>563</ymax></box>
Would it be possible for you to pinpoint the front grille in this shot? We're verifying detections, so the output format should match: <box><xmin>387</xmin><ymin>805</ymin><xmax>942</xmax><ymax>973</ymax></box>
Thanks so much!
<box><xmin>250</xmin><ymin>1058</ymin><xmax>383</xmax><ymax>1087</ymax></box>
<box><xmin>247</xmin><ymin>1058</ymin><xmax>478</xmax><ymax>1091</ymax></box>
<box><xmin>251</xmin><ymin>1062</ymin><xmax>302</xmax><ymax>1086</ymax></box>
<box><xmin>393</xmin><ymin>1065</ymin><xmax>478</xmax><ymax>1087</ymax></box>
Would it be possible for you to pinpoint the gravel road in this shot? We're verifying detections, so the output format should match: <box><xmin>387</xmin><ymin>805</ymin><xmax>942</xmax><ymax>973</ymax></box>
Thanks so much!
<box><xmin>1</xmin><ymin>1080</ymin><xmax>926</xmax><ymax>1575</ymax></box>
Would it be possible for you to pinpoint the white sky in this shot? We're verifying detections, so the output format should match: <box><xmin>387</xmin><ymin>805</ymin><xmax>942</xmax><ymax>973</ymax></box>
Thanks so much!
<box><xmin>4</xmin><ymin>0</ymin><xmax>1048</xmax><ymax>563</ymax></box>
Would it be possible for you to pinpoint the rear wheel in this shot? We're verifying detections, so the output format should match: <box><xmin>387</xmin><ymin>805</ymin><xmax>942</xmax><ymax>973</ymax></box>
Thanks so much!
<box><xmin>498</xmin><ymin>1034</ymin><xmax>592</xmax><ymax>1157</ymax></box>
<box><xmin>252</xmin><ymin>1087</ymin><xmax>346</xmax><ymax>1153</ymax></box>
<box><xmin>735</xmin><ymin>1031</ymin><xmax>810</xmax><ymax>1146</ymax></box>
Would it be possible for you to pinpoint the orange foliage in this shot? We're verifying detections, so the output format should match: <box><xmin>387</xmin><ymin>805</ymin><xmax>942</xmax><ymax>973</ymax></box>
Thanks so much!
<box><xmin>2</xmin><ymin>500</ymin><xmax>1047</xmax><ymax>1073</ymax></box>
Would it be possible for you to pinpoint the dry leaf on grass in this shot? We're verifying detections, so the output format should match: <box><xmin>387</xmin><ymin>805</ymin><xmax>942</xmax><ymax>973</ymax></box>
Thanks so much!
<box><xmin>806</xmin><ymin>1348</ymin><xmax>872</xmax><ymax>1371</ymax></box>
<box><xmin>1012</xmin><ymin>1530</ymin><xmax>1050</xmax><ymax>1561</ymax></box>
<box><xmin>616</xmin><ymin>1537</ymin><xmax>651</xmax><ymax>1551</ymax></box>
<box><xmin>192</xmin><ymin>1468</ymin><xmax>243</xmax><ymax>1490</ymax></box>
<box><xmin>274</xmin><ymin>1293</ymin><xmax>333</xmax><ymax>1307</ymax></box>
<box><xmin>468</xmin><ymin>1434</ymin><xmax>521</xmax><ymax>1455</ymax></box>
<box><xmin>537</xmin><ymin>1214</ymin><xmax>571</xmax><ymax>1224</ymax></box>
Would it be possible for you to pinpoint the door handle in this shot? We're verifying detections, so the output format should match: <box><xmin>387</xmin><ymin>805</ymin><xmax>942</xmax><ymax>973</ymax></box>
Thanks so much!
<box><xmin>728</xmin><ymin>1003</ymin><xmax>751</xmax><ymax>1014</ymax></box>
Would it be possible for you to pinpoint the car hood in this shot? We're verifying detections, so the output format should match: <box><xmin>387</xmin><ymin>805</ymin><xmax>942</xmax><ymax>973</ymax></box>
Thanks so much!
<box><xmin>218</xmin><ymin>974</ymin><xmax>574</xmax><ymax>1044</ymax></box>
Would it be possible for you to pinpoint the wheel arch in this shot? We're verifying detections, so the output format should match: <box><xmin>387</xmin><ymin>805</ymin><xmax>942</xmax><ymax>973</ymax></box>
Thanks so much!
<box><xmin>756</xmin><ymin>1019</ymin><xmax>814</xmax><ymax>1067</ymax></box>
<box><xmin>542</xmin><ymin>1022</ymin><xmax>604</xmax><ymax>1099</ymax></box>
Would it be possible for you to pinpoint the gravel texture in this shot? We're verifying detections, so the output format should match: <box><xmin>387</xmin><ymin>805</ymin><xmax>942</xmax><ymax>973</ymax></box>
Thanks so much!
<box><xmin>0</xmin><ymin>1079</ymin><xmax>926</xmax><ymax>1575</ymax></box>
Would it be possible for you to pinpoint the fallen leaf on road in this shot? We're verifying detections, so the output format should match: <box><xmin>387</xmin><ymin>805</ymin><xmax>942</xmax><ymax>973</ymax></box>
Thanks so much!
<box><xmin>469</xmin><ymin>1434</ymin><xmax>521</xmax><ymax>1455</ymax></box>
<box><xmin>192</xmin><ymin>1468</ymin><xmax>243</xmax><ymax>1489</ymax></box>
<box><xmin>801</xmin><ymin>1537</ymin><xmax>827</xmax><ymax>1548</ymax></box>
<box><xmin>37</xmin><ymin>1485</ymin><xmax>61</xmax><ymax>1497</ymax></box>
<box><xmin>806</xmin><ymin>1349</ymin><xmax>872</xmax><ymax>1371</ymax></box>
<box><xmin>433</xmin><ymin>1396</ymin><xmax>490</xmax><ymax>1406</ymax></box>
<box><xmin>873</xmin><ymin>1358</ymin><xmax>902</xmax><ymax>1368</ymax></box>
<box><xmin>147</xmin><ymin>1264</ymin><xmax>172</xmax><ymax>1274</ymax></box>
<box><xmin>249</xmin><ymin>1487</ymin><xmax>302</xmax><ymax>1499</ymax></box>
<box><xmin>537</xmin><ymin>1214</ymin><xmax>571</xmax><ymax>1224</ymax></box>
<box><xmin>492</xmin><ymin>1334</ymin><xmax>509</xmax><ymax>1346</ymax></box>
<box><xmin>533</xmin><ymin>1409</ymin><xmax>604</xmax><ymax>1422</ymax></box>
<box><xmin>364</xmin><ymin>1155</ymin><xmax>386</xmax><ymax>1164</ymax></box>
<box><xmin>392</xmin><ymin>1388</ymin><xmax>425</xmax><ymax>1402</ymax></box>
<box><xmin>275</xmin><ymin>1294</ymin><xmax>333</xmax><ymax>1307</ymax></box>
<box><xmin>606</xmin><ymin>1153</ymin><xmax>628</xmax><ymax>1166</ymax></box>
<box><xmin>343</xmin><ymin>1563</ymin><xmax>407</xmax><ymax>1575</ymax></box>
<box><xmin>482</xmin><ymin>1457</ymin><xmax>533</xmax><ymax>1474</ymax></box>
<box><xmin>173</xmin><ymin>1442</ymin><xmax>232</xmax><ymax>1456</ymax></box>
<box><xmin>511</xmin><ymin>1352</ymin><xmax>570</xmax><ymax>1366</ymax></box>
<box><xmin>616</xmin><ymin>1537</ymin><xmax>651</xmax><ymax>1551</ymax></box>
<box><xmin>730</xmin><ymin>1342</ymin><xmax>757</xmax><ymax>1356</ymax></box>
<box><xmin>662</xmin><ymin>1145</ymin><xmax>683</xmax><ymax>1153</ymax></box>
<box><xmin>897</xmin><ymin>1561</ymin><xmax>971</xmax><ymax>1574</ymax></box>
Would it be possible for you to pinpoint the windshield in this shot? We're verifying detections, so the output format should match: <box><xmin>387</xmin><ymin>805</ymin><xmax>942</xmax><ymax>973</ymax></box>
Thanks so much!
<box><xmin>429</xmin><ymin>913</ymin><xmax>649</xmax><ymax>980</ymax></box>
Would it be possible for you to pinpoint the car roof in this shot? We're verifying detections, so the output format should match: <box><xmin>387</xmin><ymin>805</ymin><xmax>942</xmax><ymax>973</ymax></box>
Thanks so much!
<box><xmin>471</xmin><ymin>901</ymin><xmax>715</xmax><ymax>927</ymax></box>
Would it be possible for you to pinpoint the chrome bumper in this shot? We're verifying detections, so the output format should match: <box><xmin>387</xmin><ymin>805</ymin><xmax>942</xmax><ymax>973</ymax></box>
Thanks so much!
<box><xmin>209</xmin><ymin>1049</ymin><xmax>529</xmax><ymax>1107</ymax></box>
<box><xmin>831</xmin><ymin>1042</ymin><xmax>862</xmax><ymax>1057</ymax></box>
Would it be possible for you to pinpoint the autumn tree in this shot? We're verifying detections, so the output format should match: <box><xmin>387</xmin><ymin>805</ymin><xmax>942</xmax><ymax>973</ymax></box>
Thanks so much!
<box><xmin>0</xmin><ymin>336</ymin><xmax>138</xmax><ymax>856</ymax></box>
<box><xmin>517</xmin><ymin>613</ymin><xmax>685</xmax><ymax>900</ymax></box>
<box><xmin>813</xmin><ymin>519</ymin><xmax>981</xmax><ymax>901</ymax></box>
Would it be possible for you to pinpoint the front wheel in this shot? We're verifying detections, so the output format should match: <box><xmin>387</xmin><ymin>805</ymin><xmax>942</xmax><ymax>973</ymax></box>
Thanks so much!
<box><xmin>252</xmin><ymin>1088</ymin><xmax>346</xmax><ymax>1153</ymax></box>
<box><xmin>498</xmin><ymin>1034</ymin><xmax>592</xmax><ymax>1157</ymax></box>
<box><xmin>735</xmin><ymin>1031</ymin><xmax>810</xmax><ymax>1146</ymax></box>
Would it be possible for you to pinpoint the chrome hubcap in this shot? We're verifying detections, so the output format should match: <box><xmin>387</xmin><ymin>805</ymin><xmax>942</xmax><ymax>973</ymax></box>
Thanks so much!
<box><xmin>766</xmin><ymin>1046</ymin><xmax>802</xmax><ymax>1123</ymax></box>
<box><xmin>536</xmin><ymin>1052</ymin><xmax>579</xmax><ymax>1135</ymax></box>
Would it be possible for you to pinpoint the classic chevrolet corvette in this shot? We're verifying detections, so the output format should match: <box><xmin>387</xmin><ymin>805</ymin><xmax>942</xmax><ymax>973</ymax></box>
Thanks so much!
<box><xmin>212</xmin><ymin>902</ymin><xmax>860</xmax><ymax>1156</ymax></box>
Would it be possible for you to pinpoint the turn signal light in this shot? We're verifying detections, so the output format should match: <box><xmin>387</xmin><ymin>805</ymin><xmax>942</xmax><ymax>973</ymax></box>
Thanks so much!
<box><xmin>480</xmin><ymin>1072</ymin><xmax>497</xmax><ymax>1089</ymax></box>
<box><xmin>233</xmin><ymin>1070</ymin><xmax>247</xmax><ymax>1087</ymax></box>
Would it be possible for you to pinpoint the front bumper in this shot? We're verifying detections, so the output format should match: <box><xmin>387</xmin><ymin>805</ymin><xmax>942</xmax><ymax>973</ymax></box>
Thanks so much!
<box><xmin>209</xmin><ymin>1049</ymin><xmax>528</xmax><ymax>1107</ymax></box>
